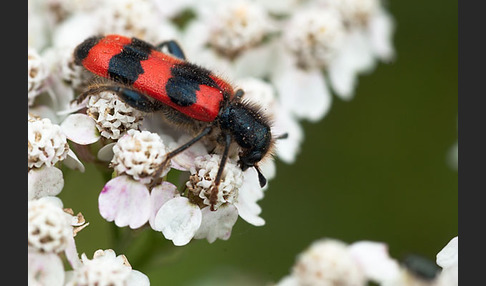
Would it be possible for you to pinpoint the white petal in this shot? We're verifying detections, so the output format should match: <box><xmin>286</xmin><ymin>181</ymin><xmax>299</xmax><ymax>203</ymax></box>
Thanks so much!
<box><xmin>28</xmin><ymin>166</ymin><xmax>64</xmax><ymax>200</ymax></box>
<box><xmin>52</xmin><ymin>12</ymin><xmax>99</xmax><ymax>49</ymax></box>
<box><xmin>169</xmin><ymin>136</ymin><xmax>208</xmax><ymax>171</ymax></box>
<box><xmin>153</xmin><ymin>0</ymin><xmax>193</xmax><ymax>18</ymax></box>
<box><xmin>437</xmin><ymin>264</ymin><xmax>458</xmax><ymax>286</ymax></box>
<box><xmin>56</xmin><ymin>101</ymin><xmax>87</xmax><ymax>117</ymax></box>
<box><xmin>47</xmin><ymin>74</ymin><xmax>77</xmax><ymax>115</ymax></box>
<box><xmin>344</xmin><ymin>30</ymin><xmax>376</xmax><ymax>73</ymax></box>
<box><xmin>274</xmin><ymin>111</ymin><xmax>304</xmax><ymax>164</ymax></box>
<box><xmin>61</xmin><ymin>113</ymin><xmax>100</xmax><ymax>145</ymax></box>
<box><xmin>273</xmin><ymin>57</ymin><xmax>332</xmax><ymax>122</ymax></box>
<box><xmin>153</xmin><ymin>197</ymin><xmax>202</xmax><ymax>246</ymax></box>
<box><xmin>257</xmin><ymin>0</ymin><xmax>299</xmax><ymax>14</ymax></box>
<box><xmin>328</xmin><ymin>30</ymin><xmax>376</xmax><ymax>100</ymax></box>
<box><xmin>28</xmin><ymin>105</ymin><xmax>59</xmax><ymax>124</ymax></box>
<box><xmin>64</xmin><ymin>236</ymin><xmax>82</xmax><ymax>270</ymax></box>
<box><xmin>98</xmin><ymin>176</ymin><xmax>151</xmax><ymax>229</ymax></box>
<box><xmin>38</xmin><ymin>196</ymin><xmax>64</xmax><ymax>208</ymax></box>
<box><xmin>348</xmin><ymin>241</ymin><xmax>401</xmax><ymax>283</ymax></box>
<box><xmin>126</xmin><ymin>270</ymin><xmax>151</xmax><ymax>286</ymax></box>
<box><xmin>180</xmin><ymin>21</ymin><xmax>211</xmax><ymax>59</ymax></box>
<box><xmin>194</xmin><ymin>204</ymin><xmax>239</xmax><ymax>243</ymax></box>
<box><xmin>28</xmin><ymin>249</ymin><xmax>65</xmax><ymax>286</ymax></box>
<box><xmin>148</xmin><ymin>182</ymin><xmax>180</xmax><ymax>230</ymax></box>
<box><xmin>233</xmin><ymin>42</ymin><xmax>278</xmax><ymax>78</ymax></box>
<box><xmin>259</xmin><ymin>158</ymin><xmax>276</xmax><ymax>182</ymax></box>
<box><xmin>369</xmin><ymin>9</ymin><xmax>396</xmax><ymax>62</ymax></box>
<box><xmin>275</xmin><ymin>275</ymin><xmax>300</xmax><ymax>286</ymax></box>
<box><xmin>235</xmin><ymin>169</ymin><xmax>265</xmax><ymax>226</ymax></box>
<box><xmin>63</xmin><ymin>149</ymin><xmax>85</xmax><ymax>172</ymax></box>
<box><xmin>97</xmin><ymin>142</ymin><xmax>116</xmax><ymax>162</ymax></box>
<box><xmin>436</xmin><ymin>236</ymin><xmax>458</xmax><ymax>269</ymax></box>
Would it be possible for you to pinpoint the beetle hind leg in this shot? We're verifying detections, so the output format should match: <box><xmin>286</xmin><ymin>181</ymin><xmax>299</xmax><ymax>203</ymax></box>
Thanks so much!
<box><xmin>76</xmin><ymin>83</ymin><xmax>163</xmax><ymax>113</ymax></box>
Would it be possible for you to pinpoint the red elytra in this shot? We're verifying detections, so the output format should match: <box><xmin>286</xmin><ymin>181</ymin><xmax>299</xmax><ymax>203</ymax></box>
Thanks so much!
<box><xmin>79</xmin><ymin>34</ymin><xmax>234</xmax><ymax>122</ymax></box>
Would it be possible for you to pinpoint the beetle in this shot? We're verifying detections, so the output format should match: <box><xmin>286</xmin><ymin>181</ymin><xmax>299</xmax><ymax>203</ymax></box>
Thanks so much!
<box><xmin>73</xmin><ymin>34</ymin><xmax>281</xmax><ymax>210</ymax></box>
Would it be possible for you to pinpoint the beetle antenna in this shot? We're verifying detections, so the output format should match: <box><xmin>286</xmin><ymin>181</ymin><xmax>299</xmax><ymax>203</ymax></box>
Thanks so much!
<box><xmin>275</xmin><ymin>133</ymin><xmax>288</xmax><ymax>140</ymax></box>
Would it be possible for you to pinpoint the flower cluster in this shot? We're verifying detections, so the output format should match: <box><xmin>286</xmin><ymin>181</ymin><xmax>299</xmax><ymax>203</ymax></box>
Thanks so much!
<box><xmin>27</xmin><ymin>160</ymin><xmax>149</xmax><ymax>286</ymax></box>
<box><xmin>276</xmin><ymin>236</ymin><xmax>458</xmax><ymax>286</ymax></box>
<box><xmin>27</xmin><ymin>117</ymin><xmax>149</xmax><ymax>285</ymax></box>
<box><xmin>28</xmin><ymin>0</ymin><xmax>396</xmax><ymax>280</ymax></box>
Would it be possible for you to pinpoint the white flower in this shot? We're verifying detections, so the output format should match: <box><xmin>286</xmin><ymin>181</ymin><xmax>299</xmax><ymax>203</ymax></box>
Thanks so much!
<box><xmin>154</xmin><ymin>196</ymin><xmax>203</xmax><ymax>246</ymax></box>
<box><xmin>187</xmin><ymin>154</ymin><xmax>243</xmax><ymax>210</ymax></box>
<box><xmin>43</xmin><ymin>0</ymin><xmax>99</xmax><ymax>21</ymax></box>
<box><xmin>270</xmin><ymin>53</ymin><xmax>333</xmax><ymax>122</ymax></box>
<box><xmin>55</xmin><ymin>83</ymin><xmax>146</xmax><ymax>148</ymax></box>
<box><xmin>60</xmin><ymin>113</ymin><xmax>101</xmax><ymax>145</ymax></box>
<box><xmin>28</xmin><ymin>47</ymin><xmax>80</xmax><ymax>124</ymax></box>
<box><xmin>28</xmin><ymin>0</ymin><xmax>49</xmax><ymax>50</ymax></box>
<box><xmin>205</xmin><ymin>0</ymin><xmax>275</xmax><ymax>59</ymax></box>
<box><xmin>98</xmin><ymin>130</ymin><xmax>171</xmax><ymax>228</ymax></box>
<box><xmin>99</xmin><ymin>175</ymin><xmax>153</xmax><ymax>229</ymax></box>
<box><xmin>348</xmin><ymin>241</ymin><xmax>401</xmax><ymax>284</ymax></box>
<box><xmin>28</xmin><ymin>166</ymin><xmax>64</xmax><ymax>200</ymax></box>
<box><xmin>287</xmin><ymin>239</ymin><xmax>366</xmax><ymax>286</ymax></box>
<box><xmin>66</xmin><ymin>249</ymin><xmax>149</xmax><ymax>286</ymax></box>
<box><xmin>28</xmin><ymin>248</ymin><xmax>65</xmax><ymax>286</ymax></box>
<box><xmin>235</xmin><ymin>77</ymin><xmax>304</xmax><ymax>163</ymax></box>
<box><xmin>180</xmin><ymin>1</ymin><xmax>276</xmax><ymax>79</ymax></box>
<box><xmin>151</xmin><ymin>154</ymin><xmax>268</xmax><ymax>245</ymax></box>
<box><xmin>86</xmin><ymin>91</ymin><xmax>145</xmax><ymax>140</ymax></box>
<box><xmin>50</xmin><ymin>45</ymin><xmax>90</xmax><ymax>90</ymax></box>
<box><xmin>277</xmin><ymin>238</ymin><xmax>404</xmax><ymax>286</ymax></box>
<box><xmin>233</xmin><ymin>167</ymin><xmax>268</xmax><ymax>226</ymax></box>
<box><xmin>28</xmin><ymin>47</ymin><xmax>49</xmax><ymax>106</ymax></box>
<box><xmin>111</xmin><ymin>129</ymin><xmax>170</xmax><ymax>184</ymax></box>
<box><xmin>28</xmin><ymin>115</ymin><xmax>85</xmax><ymax>195</ymax></box>
<box><xmin>435</xmin><ymin>236</ymin><xmax>458</xmax><ymax>286</ymax></box>
<box><xmin>436</xmin><ymin>236</ymin><xmax>458</xmax><ymax>270</ymax></box>
<box><xmin>95</xmin><ymin>0</ymin><xmax>177</xmax><ymax>43</ymax></box>
<box><xmin>328</xmin><ymin>0</ymin><xmax>380</xmax><ymax>27</ymax></box>
<box><xmin>283</xmin><ymin>8</ymin><xmax>346</xmax><ymax>69</ymax></box>
<box><xmin>28</xmin><ymin>196</ymin><xmax>73</xmax><ymax>253</ymax></box>
<box><xmin>325</xmin><ymin>0</ymin><xmax>396</xmax><ymax>99</ymax></box>
<box><xmin>28</xmin><ymin>116</ymin><xmax>69</xmax><ymax>169</ymax></box>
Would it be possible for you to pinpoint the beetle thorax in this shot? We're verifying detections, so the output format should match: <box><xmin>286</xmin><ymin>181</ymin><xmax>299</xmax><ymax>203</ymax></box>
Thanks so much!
<box><xmin>217</xmin><ymin>102</ymin><xmax>272</xmax><ymax>170</ymax></box>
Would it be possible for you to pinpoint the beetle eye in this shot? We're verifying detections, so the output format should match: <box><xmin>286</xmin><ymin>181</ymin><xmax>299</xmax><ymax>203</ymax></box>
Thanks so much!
<box><xmin>239</xmin><ymin>151</ymin><xmax>263</xmax><ymax>170</ymax></box>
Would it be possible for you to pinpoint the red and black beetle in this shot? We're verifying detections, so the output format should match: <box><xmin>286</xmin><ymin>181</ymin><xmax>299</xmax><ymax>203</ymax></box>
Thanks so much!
<box><xmin>73</xmin><ymin>34</ymin><xmax>280</xmax><ymax>209</ymax></box>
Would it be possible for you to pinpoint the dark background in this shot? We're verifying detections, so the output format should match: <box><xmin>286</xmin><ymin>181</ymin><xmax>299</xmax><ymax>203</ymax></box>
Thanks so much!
<box><xmin>60</xmin><ymin>0</ymin><xmax>458</xmax><ymax>284</ymax></box>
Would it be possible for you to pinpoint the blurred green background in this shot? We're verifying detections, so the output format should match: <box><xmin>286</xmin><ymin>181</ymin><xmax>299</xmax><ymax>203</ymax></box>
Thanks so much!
<box><xmin>60</xmin><ymin>0</ymin><xmax>458</xmax><ymax>284</ymax></box>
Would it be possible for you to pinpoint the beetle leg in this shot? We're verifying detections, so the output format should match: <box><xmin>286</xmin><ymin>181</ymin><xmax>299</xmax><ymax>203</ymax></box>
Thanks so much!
<box><xmin>234</xmin><ymin>89</ymin><xmax>245</xmax><ymax>100</ymax></box>
<box><xmin>209</xmin><ymin>133</ymin><xmax>232</xmax><ymax>211</ymax></box>
<box><xmin>156</xmin><ymin>40</ymin><xmax>186</xmax><ymax>60</ymax></box>
<box><xmin>76</xmin><ymin>84</ymin><xmax>163</xmax><ymax>112</ymax></box>
<box><xmin>148</xmin><ymin>125</ymin><xmax>213</xmax><ymax>189</ymax></box>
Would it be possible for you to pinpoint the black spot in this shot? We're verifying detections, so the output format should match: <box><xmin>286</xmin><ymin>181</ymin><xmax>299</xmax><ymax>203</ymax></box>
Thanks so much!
<box><xmin>73</xmin><ymin>35</ymin><xmax>102</xmax><ymax>65</ymax></box>
<box><xmin>165</xmin><ymin>63</ymin><xmax>219</xmax><ymax>107</ymax></box>
<box><xmin>108</xmin><ymin>38</ymin><xmax>153</xmax><ymax>85</ymax></box>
